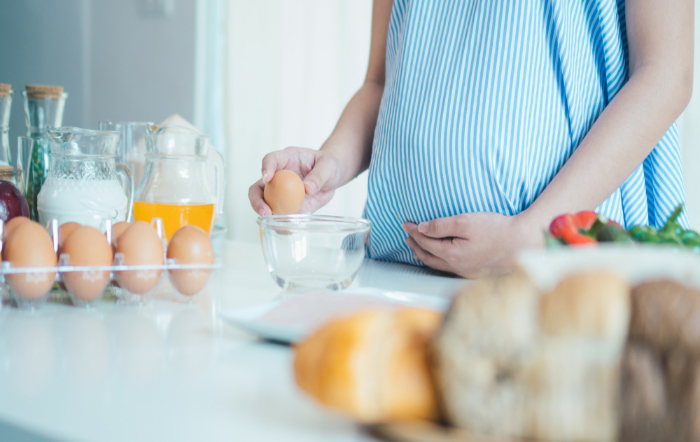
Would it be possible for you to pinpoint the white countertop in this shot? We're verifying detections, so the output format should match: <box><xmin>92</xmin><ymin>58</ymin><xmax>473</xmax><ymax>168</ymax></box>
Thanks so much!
<box><xmin>0</xmin><ymin>241</ymin><xmax>464</xmax><ymax>442</ymax></box>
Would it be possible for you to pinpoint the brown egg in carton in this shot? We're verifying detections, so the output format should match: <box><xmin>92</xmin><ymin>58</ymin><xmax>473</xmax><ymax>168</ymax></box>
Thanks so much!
<box><xmin>0</xmin><ymin>217</ymin><xmax>220</xmax><ymax>310</ymax></box>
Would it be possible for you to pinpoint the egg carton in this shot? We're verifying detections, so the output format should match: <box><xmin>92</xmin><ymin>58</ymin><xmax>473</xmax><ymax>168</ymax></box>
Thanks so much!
<box><xmin>0</xmin><ymin>217</ymin><xmax>221</xmax><ymax>310</ymax></box>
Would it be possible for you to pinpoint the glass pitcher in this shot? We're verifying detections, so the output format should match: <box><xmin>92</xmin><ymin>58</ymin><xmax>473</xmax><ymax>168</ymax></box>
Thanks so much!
<box><xmin>37</xmin><ymin>127</ymin><xmax>134</xmax><ymax>231</ymax></box>
<box><xmin>134</xmin><ymin>125</ymin><xmax>225</xmax><ymax>240</ymax></box>
<box><xmin>98</xmin><ymin>121</ymin><xmax>154</xmax><ymax>188</ymax></box>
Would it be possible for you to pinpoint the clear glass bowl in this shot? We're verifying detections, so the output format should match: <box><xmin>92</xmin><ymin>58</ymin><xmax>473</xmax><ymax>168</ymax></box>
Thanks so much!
<box><xmin>257</xmin><ymin>215</ymin><xmax>372</xmax><ymax>291</ymax></box>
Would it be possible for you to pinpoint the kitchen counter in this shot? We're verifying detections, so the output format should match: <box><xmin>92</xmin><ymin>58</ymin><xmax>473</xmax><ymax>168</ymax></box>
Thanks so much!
<box><xmin>0</xmin><ymin>241</ymin><xmax>464</xmax><ymax>442</ymax></box>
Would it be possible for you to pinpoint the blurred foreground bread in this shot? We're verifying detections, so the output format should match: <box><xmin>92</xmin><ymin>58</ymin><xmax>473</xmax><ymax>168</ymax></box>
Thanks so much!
<box><xmin>293</xmin><ymin>308</ymin><xmax>443</xmax><ymax>423</ymax></box>
<box><xmin>435</xmin><ymin>271</ymin><xmax>630</xmax><ymax>442</ymax></box>
<box><xmin>292</xmin><ymin>272</ymin><xmax>700</xmax><ymax>441</ymax></box>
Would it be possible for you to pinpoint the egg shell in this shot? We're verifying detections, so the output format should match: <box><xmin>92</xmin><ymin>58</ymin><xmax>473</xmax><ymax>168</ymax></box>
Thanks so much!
<box><xmin>3</xmin><ymin>216</ymin><xmax>30</xmax><ymax>242</ymax></box>
<box><xmin>263</xmin><ymin>170</ymin><xmax>305</xmax><ymax>215</ymax></box>
<box><xmin>61</xmin><ymin>226</ymin><xmax>113</xmax><ymax>302</ymax></box>
<box><xmin>115</xmin><ymin>221</ymin><xmax>164</xmax><ymax>295</ymax></box>
<box><xmin>167</xmin><ymin>225</ymin><xmax>214</xmax><ymax>296</ymax></box>
<box><xmin>111</xmin><ymin>221</ymin><xmax>130</xmax><ymax>245</ymax></box>
<box><xmin>57</xmin><ymin>222</ymin><xmax>81</xmax><ymax>253</ymax></box>
<box><xmin>5</xmin><ymin>221</ymin><xmax>57</xmax><ymax>300</ymax></box>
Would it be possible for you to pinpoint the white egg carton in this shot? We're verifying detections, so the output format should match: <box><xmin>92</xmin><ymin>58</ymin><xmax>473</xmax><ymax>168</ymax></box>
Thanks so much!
<box><xmin>0</xmin><ymin>217</ymin><xmax>221</xmax><ymax>310</ymax></box>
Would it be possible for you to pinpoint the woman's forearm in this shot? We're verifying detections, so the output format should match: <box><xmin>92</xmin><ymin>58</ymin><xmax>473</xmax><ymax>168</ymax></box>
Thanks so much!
<box><xmin>320</xmin><ymin>80</ymin><xmax>384</xmax><ymax>186</ymax></box>
<box><xmin>523</xmin><ymin>0</ymin><xmax>694</xmax><ymax>230</ymax></box>
<box><xmin>319</xmin><ymin>0</ymin><xmax>392</xmax><ymax>187</ymax></box>
<box><xmin>524</xmin><ymin>66</ymin><xmax>692</xmax><ymax>229</ymax></box>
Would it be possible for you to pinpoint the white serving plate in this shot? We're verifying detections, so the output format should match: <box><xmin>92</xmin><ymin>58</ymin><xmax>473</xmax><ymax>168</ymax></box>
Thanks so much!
<box><xmin>219</xmin><ymin>287</ymin><xmax>450</xmax><ymax>344</ymax></box>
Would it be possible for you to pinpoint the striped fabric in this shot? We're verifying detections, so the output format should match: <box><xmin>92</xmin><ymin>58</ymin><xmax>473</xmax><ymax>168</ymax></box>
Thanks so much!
<box><xmin>365</xmin><ymin>0</ymin><xmax>688</xmax><ymax>264</ymax></box>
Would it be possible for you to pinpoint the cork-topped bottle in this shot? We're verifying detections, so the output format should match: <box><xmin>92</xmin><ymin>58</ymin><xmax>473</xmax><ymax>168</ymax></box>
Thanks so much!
<box><xmin>0</xmin><ymin>84</ymin><xmax>12</xmax><ymax>168</ymax></box>
<box><xmin>23</xmin><ymin>84</ymin><xmax>67</xmax><ymax>220</ymax></box>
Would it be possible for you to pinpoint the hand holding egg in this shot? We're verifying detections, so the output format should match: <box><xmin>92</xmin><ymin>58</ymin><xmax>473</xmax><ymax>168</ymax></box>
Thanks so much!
<box><xmin>249</xmin><ymin>147</ymin><xmax>344</xmax><ymax>216</ymax></box>
<box><xmin>263</xmin><ymin>170</ymin><xmax>305</xmax><ymax>215</ymax></box>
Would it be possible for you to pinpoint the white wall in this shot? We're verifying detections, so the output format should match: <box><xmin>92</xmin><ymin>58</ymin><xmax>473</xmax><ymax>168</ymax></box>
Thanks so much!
<box><xmin>87</xmin><ymin>0</ymin><xmax>197</xmax><ymax>127</ymax></box>
<box><xmin>0</xmin><ymin>0</ymin><xmax>197</xmax><ymax>137</ymax></box>
<box><xmin>0</xmin><ymin>0</ymin><xmax>89</xmax><ymax>140</ymax></box>
<box><xmin>224</xmin><ymin>0</ymin><xmax>372</xmax><ymax>243</ymax></box>
<box><xmin>678</xmin><ymin>1</ymin><xmax>700</xmax><ymax>225</ymax></box>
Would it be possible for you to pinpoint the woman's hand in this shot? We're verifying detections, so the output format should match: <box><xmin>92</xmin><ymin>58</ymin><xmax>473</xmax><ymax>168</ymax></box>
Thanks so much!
<box><xmin>249</xmin><ymin>0</ymin><xmax>389</xmax><ymax>217</ymax></box>
<box><xmin>403</xmin><ymin>211</ymin><xmax>545</xmax><ymax>278</ymax></box>
<box><xmin>248</xmin><ymin>147</ymin><xmax>344</xmax><ymax>216</ymax></box>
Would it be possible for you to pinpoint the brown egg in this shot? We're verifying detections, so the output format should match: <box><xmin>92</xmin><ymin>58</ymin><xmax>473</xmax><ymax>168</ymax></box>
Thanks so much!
<box><xmin>263</xmin><ymin>170</ymin><xmax>305</xmax><ymax>215</ymax></box>
<box><xmin>61</xmin><ymin>226</ymin><xmax>113</xmax><ymax>302</ymax></box>
<box><xmin>115</xmin><ymin>221</ymin><xmax>164</xmax><ymax>294</ymax></box>
<box><xmin>111</xmin><ymin>221</ymin><xmax>130</xmax><ymax>245</ymax></box>
<box><xmin>5</xmin><ymin>221</ymin><xmax>57</xmax><ymax>300</ymax></box>
<box><xmin>167</xmin><ymin>225</ymin><xmax>214</xmax><ymax>296</ymax></box>
<box><xmin>3</xmin><ymin>216</ymin><xmax>30</xmax><ymax>242</ymax></box>
<box><xmin>57</xmin><ymin>222</ymin><xmax>81</xmax><ymax>253</ymax></box>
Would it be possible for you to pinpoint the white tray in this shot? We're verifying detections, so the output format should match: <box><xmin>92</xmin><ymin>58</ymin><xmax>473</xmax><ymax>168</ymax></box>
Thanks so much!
<box><xmin>219</xmin><ymin>287</ymin><xmax>450</xmax><ymax>344</ymax></box>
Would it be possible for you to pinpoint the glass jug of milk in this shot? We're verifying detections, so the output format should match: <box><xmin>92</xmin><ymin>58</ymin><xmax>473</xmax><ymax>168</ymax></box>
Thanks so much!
<box><xmin>37</xmin><ymin>127</ymin><xmax>134</xmax><ymax>231</ymax></box>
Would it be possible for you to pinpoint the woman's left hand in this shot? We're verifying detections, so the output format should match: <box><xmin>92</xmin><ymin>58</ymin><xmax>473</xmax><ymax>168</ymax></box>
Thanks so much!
<box><xmin>403</xmin><ymin>212</ymin><xmax>544</xmax><ymax>278</ymax></box>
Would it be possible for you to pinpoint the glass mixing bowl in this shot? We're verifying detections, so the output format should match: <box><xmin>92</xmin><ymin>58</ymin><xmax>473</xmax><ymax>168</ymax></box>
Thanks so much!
<box><xmin>257</xmin><ymin>215</ymin><xmax>372</xmax><ymax>291</ymax></box>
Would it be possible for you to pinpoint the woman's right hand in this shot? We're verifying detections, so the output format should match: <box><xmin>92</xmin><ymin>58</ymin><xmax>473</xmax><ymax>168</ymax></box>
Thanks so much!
<box><xmin>248</xmin><ymin>147</ymin><xmax>344</xmax><ymax>216</ymax></box>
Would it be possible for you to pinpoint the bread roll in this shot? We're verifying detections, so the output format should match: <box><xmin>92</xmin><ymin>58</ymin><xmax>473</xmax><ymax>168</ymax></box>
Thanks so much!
<box><xmin>436</xmin><ymin>271</ymin><xmax>630</xmax><ymax>442</ymax></box>
<box><xmin>439</xmin><ymin>273</ymin><xmax>540</xmax><ymax>355</ymax></box>
<box><xmin>293</xmin><ymin>308</ymin><xmax>443</xmax><ymax>423</ymax></box>
<box><xmin>540</xmin><ymin>271</ymin><xmax>630</xmax><ymax>338</ymax></box>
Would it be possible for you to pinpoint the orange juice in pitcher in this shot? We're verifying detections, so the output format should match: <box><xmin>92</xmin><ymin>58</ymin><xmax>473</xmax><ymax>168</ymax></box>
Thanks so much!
<box><xmin>134</xmin><ymin>125</ymin><xmax>224</xmax><ymax>239</ymax></box>
<box><xmin>133</xmin><ymin>202</ymin><xmax>215</xmax><ymax>240</ymax></box>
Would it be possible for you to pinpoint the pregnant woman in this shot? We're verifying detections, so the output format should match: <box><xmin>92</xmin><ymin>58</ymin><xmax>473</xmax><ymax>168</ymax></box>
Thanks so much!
<box><xmin>249</xmin><ymin>0</ymin><xmax>694</xmax><ymax>277</ymax></box>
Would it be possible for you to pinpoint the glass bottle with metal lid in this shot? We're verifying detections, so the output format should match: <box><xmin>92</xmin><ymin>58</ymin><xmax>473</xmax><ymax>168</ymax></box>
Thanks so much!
<box><xmin>23</xmin><ymin>84</ymin><xmax>67</xmax><ymax>220</ymax></box>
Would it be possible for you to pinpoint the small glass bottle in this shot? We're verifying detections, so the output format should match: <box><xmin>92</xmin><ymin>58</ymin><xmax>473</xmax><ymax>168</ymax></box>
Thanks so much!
<box><xmin>23</xmin><ymin>85</ymin><xmax>67</xmax><ymax>221</ymax></box>
<box><xmin>0</xmin><ymin>84</ymin><xmax>12</xmax><ymax>167</ymax></box>
<box><xmin>0</xmin><ymin>165</ymin><xmax>15</xmax><ymax>184</ymax></box>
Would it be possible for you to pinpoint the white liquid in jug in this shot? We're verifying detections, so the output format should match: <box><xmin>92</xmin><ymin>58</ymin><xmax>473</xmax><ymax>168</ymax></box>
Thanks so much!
<box><xmin>37</xmin><ymin>177</ymin><xmax>128</xmax><ymax>231</ymax></box>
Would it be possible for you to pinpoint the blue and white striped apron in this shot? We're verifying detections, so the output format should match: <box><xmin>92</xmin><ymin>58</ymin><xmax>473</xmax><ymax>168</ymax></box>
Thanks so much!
<box><xmin>365</xmin><ymin>0</ymin><xmax>688</xmax><ymax>264</ymax></box>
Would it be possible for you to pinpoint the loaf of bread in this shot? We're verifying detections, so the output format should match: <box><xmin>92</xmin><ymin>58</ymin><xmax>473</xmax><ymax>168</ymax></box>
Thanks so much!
<box><xmin>293</xmin><ymin>308</ymin><xmax>443</xmax><ymax>423</ymax></box>
<box><xmin>435</xmin><ymin>271</ymin><xmax>630</xmax><ymax>442</ymax></box>
<box><xmin>619</xmin><ymin>280</ymin><xmax>700</xmax><ymax>442</ymax></box>
<box><xmin>539</xmin><ymin>272</ymin><xmax>630</xmax><ymax>338</ymax></box>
